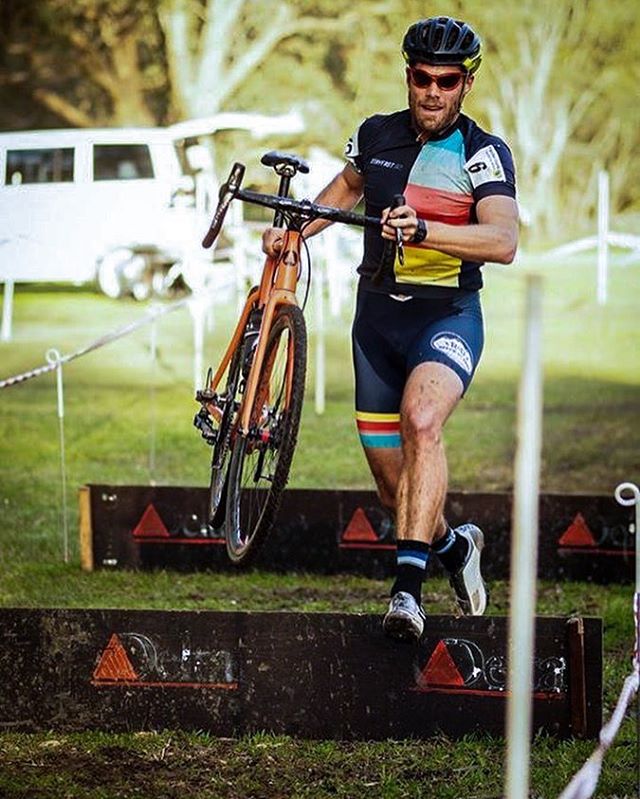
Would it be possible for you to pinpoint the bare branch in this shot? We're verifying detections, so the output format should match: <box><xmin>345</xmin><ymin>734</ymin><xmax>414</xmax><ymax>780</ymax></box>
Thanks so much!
<box><xmin>32</xmin><ymin>87</ymin><xmax>96</xmax><ymax>127</ymax></box>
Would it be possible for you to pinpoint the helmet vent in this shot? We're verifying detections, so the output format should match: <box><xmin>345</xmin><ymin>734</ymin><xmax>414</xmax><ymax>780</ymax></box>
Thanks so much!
<box><xmin>445</xmin><ymin>25</ymin><xmax>459</xmax><ymax>50</ymax></box>
<box><xmin>460</xmin><ymin>31</ymin><xmax>474</xmax><ymax>50</ymax></box>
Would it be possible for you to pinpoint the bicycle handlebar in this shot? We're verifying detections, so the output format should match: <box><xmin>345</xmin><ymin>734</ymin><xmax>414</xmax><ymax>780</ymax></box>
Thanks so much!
<box><xmin>202</xmin><ymin>160</ymin><xmax>381</xmax><ymax>249</ymax></box>
<box><xmin>202</xmin><ymin>162</ymin><xmax>246</xmax><ymax>249</ymax></box>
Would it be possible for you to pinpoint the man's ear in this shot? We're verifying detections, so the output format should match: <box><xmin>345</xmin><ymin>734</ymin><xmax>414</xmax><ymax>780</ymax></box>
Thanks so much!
<box><xmin>463</xmin><ymin>74</ymin><xmax>475</xmax><ymax>97</ymax></box>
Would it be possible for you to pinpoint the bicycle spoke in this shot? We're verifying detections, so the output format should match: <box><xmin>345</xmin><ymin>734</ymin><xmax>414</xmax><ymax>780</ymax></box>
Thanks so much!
<box><xmin>225</xmin><ymin>305</ymin><xmax>306</xmax><ymax>564</ymax></box>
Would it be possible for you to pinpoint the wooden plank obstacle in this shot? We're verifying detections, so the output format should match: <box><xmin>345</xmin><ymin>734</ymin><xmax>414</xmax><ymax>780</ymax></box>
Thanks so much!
<box><xmin>0</xmin><ymin>608</ymin><xmax>602</xmax><ymax>740</ymax></box>
<box><xmin>81</xmin><ymin>485</ymin><xmax>635</xmax><ymax>581</ymax></box>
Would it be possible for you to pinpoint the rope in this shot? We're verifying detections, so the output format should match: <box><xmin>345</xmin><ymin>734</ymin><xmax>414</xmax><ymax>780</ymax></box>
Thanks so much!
<box><xmin>0</xmin><ymin>294</ymin><xmax>196</xmax><ymax>391</ymax></box>
<box><xmin>558</xmin><ymin>673</ymin><xmax>639</xmax><ymax>799</ymax></box>
<box><xmin>559</xmin><ymin>482</ymin><xmax>639</xmax><ymax>799</ymax></box>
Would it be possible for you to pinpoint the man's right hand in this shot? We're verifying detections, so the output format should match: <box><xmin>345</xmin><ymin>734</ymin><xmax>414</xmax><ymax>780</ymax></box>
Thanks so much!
<box><xmin>261</xmin><ymin>228</ymin><xmax>285</xmax><ymax>256</ymax></box>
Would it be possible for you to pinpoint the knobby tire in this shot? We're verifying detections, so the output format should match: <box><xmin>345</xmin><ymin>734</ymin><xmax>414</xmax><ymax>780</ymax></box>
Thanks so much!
<box><xmin>225</xmin><ymin>304</ymin><xmax>307</xmax><ymax>565</ymax></box>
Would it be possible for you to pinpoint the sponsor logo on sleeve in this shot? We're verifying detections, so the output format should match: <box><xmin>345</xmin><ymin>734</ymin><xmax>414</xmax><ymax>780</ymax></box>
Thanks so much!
<box><xmin>344</xmin><ymin>136</ymin><xmax>358</xmax><ymax>159</ymax></box>
<box><xmin>430</xmin><ymin>333</ymin><xmax>473</xmax><ymax>375</ymax></box>
<box><xmin>464</xmin><ymin>144</ymin><xmax>506</xmax><ymax>188</ymax></box>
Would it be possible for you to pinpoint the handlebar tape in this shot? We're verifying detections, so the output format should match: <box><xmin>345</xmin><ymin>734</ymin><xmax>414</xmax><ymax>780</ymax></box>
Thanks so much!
<box><xmin>202</xmin><ymin>162</ymin><xmax>245</xmax><ymax>249</ymax></box>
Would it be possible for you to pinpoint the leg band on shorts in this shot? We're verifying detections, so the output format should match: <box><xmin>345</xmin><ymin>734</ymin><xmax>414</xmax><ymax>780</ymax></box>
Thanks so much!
<box><xmin>356</xmin><ymin>411</ymin><xmax>401</xmax><ymax>448</ymax></box>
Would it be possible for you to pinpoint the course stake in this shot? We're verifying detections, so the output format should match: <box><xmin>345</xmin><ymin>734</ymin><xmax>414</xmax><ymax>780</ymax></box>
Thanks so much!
<box><xmin>505</xmin><ymin>274</ymin><xmax>544</xmax><ymax>799</ymax></box>
<box><xmin>46</xmin><ymin>348</ymin><xmax>69</xmax><ymax>563</ymax></box>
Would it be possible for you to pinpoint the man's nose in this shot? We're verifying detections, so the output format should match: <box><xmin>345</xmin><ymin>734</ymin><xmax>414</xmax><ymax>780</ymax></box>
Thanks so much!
<box><xmin>421</xmin><ymin>81</ymin><xmax>440</xmax><ymax>98</ymax></box>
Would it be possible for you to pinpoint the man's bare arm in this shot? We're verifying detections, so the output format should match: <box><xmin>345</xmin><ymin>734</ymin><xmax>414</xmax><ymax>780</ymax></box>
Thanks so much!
<box><xmin>262</xmin><ymin>164</ymin><xmax>364</xmax><ymax>255</ymax></box>
<box><xmin>382</xmin><ymin>195</ymin><xmax>519</xmax><ymax>265</ymax></box>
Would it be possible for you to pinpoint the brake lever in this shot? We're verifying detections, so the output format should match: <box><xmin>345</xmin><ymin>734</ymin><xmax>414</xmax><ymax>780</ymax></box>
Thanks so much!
<box><xmin>392</xmin><ymin>195</ymin><xmax>405</xmax><ymax>266</ymax></box>
<box><xmin>371</xmin><ymin>193</ymin><xmax>405</xmax><ymax>285</ymax></box>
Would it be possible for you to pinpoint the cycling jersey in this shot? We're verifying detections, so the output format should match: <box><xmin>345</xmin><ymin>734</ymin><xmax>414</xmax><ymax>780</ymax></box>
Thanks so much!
<box><xmin>345</xmin><ymin>109</ymin><xmax>516</xmax><ymax>298</ymax></box>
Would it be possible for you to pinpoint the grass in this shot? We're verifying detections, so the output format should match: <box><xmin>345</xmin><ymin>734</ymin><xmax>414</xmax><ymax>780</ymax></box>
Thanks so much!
<box><xmin>0</xmin><ymin>252</ymin><xmax>639</xmax><ymax>797</ymax></box>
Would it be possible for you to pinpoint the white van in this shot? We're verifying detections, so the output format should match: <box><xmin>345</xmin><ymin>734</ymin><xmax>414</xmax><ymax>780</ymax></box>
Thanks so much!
<box><xmin>0</xmin><ymin>112</ymin><xmax>304</xmax><ymax>300</ymax></box>
<box><xmin>0</xmin><ymin>127</ymin><xmax>207</xmax><ymax>299</ymax></box>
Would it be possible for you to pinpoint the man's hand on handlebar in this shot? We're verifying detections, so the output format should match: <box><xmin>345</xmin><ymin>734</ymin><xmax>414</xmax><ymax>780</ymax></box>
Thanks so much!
<box><xmin>262</xmin><ymin>227</ymin><xmax>285</xmax><ymax>257</ymax></box>
<box><xmin>381</xmin><ymin>202</ymin><xmax>419</xmax><ymax>242</ymax></box>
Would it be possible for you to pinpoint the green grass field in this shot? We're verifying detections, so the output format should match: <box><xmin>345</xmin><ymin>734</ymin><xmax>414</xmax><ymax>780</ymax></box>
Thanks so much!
<box><xmin>0</xmin><ymin>253</ymin><xmax>638</xmax><ymax>797</ymax></box>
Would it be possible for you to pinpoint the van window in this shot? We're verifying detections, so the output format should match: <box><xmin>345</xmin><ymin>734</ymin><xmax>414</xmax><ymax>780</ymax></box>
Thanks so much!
<box><xmin>5</xmin><ymin>148</ymin><xmax>74</xmax><ymax>185</ymax></box>
<box><xmin>93</xmin><ymin>144</ymin><xmax>154</xmax><ymax>181</ymax></box>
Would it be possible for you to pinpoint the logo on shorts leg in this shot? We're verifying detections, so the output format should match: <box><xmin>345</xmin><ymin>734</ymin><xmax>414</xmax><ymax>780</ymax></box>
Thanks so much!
<box><xmin>430</xmin><ymin>333</ymin><xmax>473</xmax><ymax>375</ymax></box>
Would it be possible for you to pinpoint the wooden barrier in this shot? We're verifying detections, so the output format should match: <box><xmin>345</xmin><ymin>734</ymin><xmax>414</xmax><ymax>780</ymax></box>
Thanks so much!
<box><xmin>81</xmin><ymin>485</ymin><xmax>635</xmax><ymax>581</ymax></box>
<box><xmin>0</xmin><ymin>608</ymin><xmax>601</xmax><ymax>740</ymax></box>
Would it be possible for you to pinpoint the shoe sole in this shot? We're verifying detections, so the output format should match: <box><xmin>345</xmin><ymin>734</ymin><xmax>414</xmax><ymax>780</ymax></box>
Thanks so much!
<box><xmin>382</xmin><ymin>612</ymin><xmax>424</xmax><ymax>642</ymax></box>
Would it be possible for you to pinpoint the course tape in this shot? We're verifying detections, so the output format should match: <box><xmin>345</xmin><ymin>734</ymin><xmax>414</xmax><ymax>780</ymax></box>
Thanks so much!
<box><xmin>0</xmin><ymin>294</ymin><xmax>196</xmax><ymax>391</ymax></box>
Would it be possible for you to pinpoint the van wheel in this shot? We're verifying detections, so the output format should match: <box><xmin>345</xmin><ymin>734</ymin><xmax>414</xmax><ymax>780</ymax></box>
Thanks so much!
<box><xmin>132</xmin><ymin>278</ymin><xmax>152</xmax><ymax>302</ymax></box>
<box><xmin>97</xmin><ymin>247</ymin><xmax>147</xmax><ymax>300</ymax></box>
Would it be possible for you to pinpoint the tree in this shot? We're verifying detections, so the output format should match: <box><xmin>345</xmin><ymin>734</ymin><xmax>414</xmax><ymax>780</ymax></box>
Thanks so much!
<box><xmin>157</xmin><ymin>0</ymin><xmax>394</xmax><ymax>122</ymax></box>
<box><xmin>0</xmin><ymin>0</ymin><xmax>167</xmax><ymax>127</ymax></box>
<box><xmin>471</xmin><ymin>0</ymin><xmax>640</xmax><ymax>238</ymax></box>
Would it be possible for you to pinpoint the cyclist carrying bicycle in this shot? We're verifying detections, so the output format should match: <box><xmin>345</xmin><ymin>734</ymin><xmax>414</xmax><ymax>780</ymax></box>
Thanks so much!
<box><xmin>263</xmin><ymin>16</ymin><xmax>519</xmax><ymax>642</ymax></box>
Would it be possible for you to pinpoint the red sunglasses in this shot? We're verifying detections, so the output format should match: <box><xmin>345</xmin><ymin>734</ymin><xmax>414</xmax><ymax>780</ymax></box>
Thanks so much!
<box><xmin>407</xmin><ymin>67</ymin><xmax>466</xmax><ymax>91</ymax></box>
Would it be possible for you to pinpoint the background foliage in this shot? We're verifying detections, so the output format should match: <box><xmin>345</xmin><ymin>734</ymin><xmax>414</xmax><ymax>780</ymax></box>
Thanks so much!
<box><xmin>1</xmin><ymin>0</ymin><xmax>639</xmax><ymax>243</ymax></box>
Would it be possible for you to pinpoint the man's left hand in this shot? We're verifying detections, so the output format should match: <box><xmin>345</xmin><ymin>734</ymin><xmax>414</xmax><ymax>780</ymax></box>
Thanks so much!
<box><xmin>381</xmin><ymin>203</ymin><xmax>419</xmax><ymax>242</ymax></box>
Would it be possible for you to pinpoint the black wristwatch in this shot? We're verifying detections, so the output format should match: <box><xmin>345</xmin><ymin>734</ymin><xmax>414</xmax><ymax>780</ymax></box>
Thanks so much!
<box><xmin>411</xmin><ymin>218</ymin><xmax>428</xmax><ymax>244</ymax></box>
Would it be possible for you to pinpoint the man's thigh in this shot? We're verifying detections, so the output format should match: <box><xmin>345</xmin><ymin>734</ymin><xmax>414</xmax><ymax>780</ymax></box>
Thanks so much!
<box><xmin>401</xmin><ymin>361</ymin><xmax>464</xmax><ymax>434</ymax></box>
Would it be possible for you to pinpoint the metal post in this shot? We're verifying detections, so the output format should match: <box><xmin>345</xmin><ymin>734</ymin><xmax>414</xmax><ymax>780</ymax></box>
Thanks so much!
<box><xmin>189</xmin><ymin>295</ymin><xmax>206</xmax><ymax>395</ymax></box>
<box><xmin>1</xmin><ymin>279</ymin><xmax>14</xmax><ymax>342</ymax></box>
<box><xmin>46</xmin><ymin>348</ymin><xmax>69</xmax><ymax>564</ymax></box>
<box><xmin>505</xmin><ymin>274</ymin><xmax>544</xmax><ymax>799</ymax></box>
<box><xmin>597</xmin><ymin>170</ymin><xmax>609</xmax><ymax>306</ymax></box>
<box><xmin>149</xmin><ymin>316</ymin><xmax>158</xmax><ymax>485</ymax></box>
<box><xmin>231</xmin><ymin>202</ymin><xmax>248</xmax><ymax>314</ymax></box>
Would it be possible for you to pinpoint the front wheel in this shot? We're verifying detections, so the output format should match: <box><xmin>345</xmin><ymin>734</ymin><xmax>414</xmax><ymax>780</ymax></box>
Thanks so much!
<box><xmin>225</xmin><ymin>304</ymin><xmax>307</xmax><ymax>565</ymax></box>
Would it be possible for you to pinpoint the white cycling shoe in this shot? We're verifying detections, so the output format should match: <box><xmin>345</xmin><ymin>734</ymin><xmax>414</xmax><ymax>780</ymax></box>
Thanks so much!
<box><xmin>382</xmin><ymin>591</ymin><xmax>426</xmax><ymax>641</ymax></box>
<box><xmin>448</xmin><ymin>523</ymin><xmax>488</xmax><ymax>616</ymax></box>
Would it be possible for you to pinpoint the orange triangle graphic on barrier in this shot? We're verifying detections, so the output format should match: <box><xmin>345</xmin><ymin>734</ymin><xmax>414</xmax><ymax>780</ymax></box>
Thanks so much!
<box><xmin>132</xmin><ymin>503</ymin><xmax>170</xmax><ymax>538</ymax></box>
<box><xmin>557</xmin><ymin>513</ymin><xmax>597</xmax><ymax>547</ymax></box>
<box><xmin>342</xmin><ymin>508</ymin><xmax>379</xmax><ymax>542</ymax></box>
<box><xmin>93</xmin><ymin>634</ymin><xmax>138</xmax><ymax>682</ymax></box>
<box><xmin>417</xmin><ymin>640</ymin><xmax>465</xmax><ymax>689</ymax></box>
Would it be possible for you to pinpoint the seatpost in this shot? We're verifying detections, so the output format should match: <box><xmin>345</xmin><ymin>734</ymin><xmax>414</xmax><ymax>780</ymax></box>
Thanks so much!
<box><xmin>273</xmin><ymin>172</ymin><xmax>292</xmax><ymax>228</ymax></box>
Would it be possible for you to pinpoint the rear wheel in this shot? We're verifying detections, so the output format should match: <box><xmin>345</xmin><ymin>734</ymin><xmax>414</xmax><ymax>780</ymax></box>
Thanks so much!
<box><xmin>225</xmin><ymin>304</ymin><xmax>307</xmax><ymax>564</ymax></box>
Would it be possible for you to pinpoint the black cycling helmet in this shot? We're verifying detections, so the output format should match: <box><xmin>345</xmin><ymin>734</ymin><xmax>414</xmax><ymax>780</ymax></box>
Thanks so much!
<box><xmin>402</xmin><ymin>16</ymin><xmax>482</xmax><ymax>74</ymax></box>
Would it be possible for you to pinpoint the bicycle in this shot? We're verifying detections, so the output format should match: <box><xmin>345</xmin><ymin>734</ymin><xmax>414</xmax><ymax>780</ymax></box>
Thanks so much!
<box><xmin>193</xmin><ymin>150</ymin><xmax>382</xmax><ymax>565</ymax></box>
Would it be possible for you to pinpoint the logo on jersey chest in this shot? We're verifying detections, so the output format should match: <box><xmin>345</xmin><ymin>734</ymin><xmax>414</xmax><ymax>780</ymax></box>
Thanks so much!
<box><xmin>369</xmin><ymin>158</ymin><xmax>404</xmax><ymax>170</ymax></box>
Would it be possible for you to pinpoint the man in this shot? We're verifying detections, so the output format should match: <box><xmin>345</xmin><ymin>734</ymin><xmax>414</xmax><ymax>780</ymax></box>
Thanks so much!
<box><xmin>263</xmin><ymin>16</ymin><xmax>518</xmax><ymax>641</ymax></box>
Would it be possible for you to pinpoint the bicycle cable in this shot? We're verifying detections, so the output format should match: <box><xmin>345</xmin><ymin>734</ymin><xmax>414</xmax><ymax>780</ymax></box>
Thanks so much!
<box><xmin>299</xmin><ymin>219</ymin><xmax>314</xmax><ymax>313</ymax></box>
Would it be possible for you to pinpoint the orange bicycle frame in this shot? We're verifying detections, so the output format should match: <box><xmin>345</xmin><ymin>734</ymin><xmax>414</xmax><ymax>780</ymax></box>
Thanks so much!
<box><xmin>205</xmin><ymin>229</ymin><xmax>302</xmax><ymax>434</ymax></box>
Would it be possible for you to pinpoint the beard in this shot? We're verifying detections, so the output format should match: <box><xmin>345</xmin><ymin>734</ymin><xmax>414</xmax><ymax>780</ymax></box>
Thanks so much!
<box><xmin>408</xmin><ymin>88</ymin><xmax>464</xmax><ymax>138</ymax></box>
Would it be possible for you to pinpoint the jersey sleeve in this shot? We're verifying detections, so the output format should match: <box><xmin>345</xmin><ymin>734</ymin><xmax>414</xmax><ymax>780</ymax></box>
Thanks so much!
<box><xmin>464</xmin><ymin>137</ymin><xmax>516</xmax><ymax>202</ymax></box>
<box><xmin>344</xmin><ymin>118</ymin><xmax>368</xmax><ymax>174</ymax></box>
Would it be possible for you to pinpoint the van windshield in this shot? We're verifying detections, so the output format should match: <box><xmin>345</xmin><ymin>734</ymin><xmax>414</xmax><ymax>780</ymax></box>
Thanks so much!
<box><xmin>93</xmin><ymin>144</ymin><xmax>154</xmax><ymax>181</ymax></box>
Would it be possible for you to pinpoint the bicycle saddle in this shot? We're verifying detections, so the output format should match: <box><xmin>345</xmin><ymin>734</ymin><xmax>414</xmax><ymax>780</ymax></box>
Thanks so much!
<box><xmin>261</xmin><ymin>151</ymin><xmax>310</xmax><ymax>175</ymax></box>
